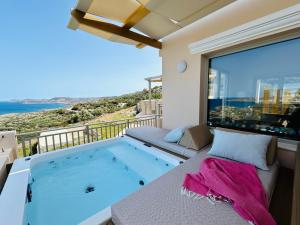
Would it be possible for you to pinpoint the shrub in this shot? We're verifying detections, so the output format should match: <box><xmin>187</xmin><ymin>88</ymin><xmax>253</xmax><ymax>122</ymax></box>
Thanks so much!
<box><xmin>56</xmin><ymin>109</ymin><xmax>66</xmax><ymax>114</ymax></box>
<box><xmin>68</xmin><ymin>114</ymin><xmax>80</xmax><ymax>124</ymax></box>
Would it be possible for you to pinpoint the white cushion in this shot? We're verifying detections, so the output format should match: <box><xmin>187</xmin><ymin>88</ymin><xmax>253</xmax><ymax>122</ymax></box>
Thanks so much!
<box><xmin>164</xmin><ymin>127</ymin><xmax>185</xmax><ymax>143</ymax></box>
<box><xmin>208</xmin><ymin>129</ymin><xmax>272</xmax><ymax>170</ymax></box>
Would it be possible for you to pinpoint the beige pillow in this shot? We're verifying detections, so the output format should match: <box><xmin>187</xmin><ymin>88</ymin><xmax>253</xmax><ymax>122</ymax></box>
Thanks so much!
<box><xmin>179</xmin><ymin>124</ymin><xmax>213</xmax><ymax>150</ymax></box>
<box><xmin>216</xmin><ymin>127</ymin><xmax>277</xmax><ymax>165</ymax></box>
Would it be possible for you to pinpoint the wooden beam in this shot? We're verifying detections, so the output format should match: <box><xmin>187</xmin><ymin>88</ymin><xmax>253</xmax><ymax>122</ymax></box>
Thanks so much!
<box><xmin>136</xmin><ymin>43</ymin><xmax>146</xmax><ymax>48</ymax></box>
<box><xmin>71</xmin><ymin>9</ymin><xmax>162</xmax><ymax>49</ymax></box>
<box><xmin>123</xmin><ymin>5</ymin><xmax>150</xmax><ymax>29</ymax></box>
<box><xmin>150</xmin><ymin>79</ymin><xmax>162</xmax><ymax>82</ymax></box>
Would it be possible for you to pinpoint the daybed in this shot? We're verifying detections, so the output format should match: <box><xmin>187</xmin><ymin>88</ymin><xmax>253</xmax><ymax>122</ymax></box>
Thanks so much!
<box><xmin>126</xmin><ymin>126</ymin><xmax>198</xmax><ymax>158</ymax></box>
<box><xmin>111</xmin><ymin>146</ymin><xmax>279</xmax><ymax>225</ymax></box>
<box><xmin>112</xmin><ymin>126</ymin><xmax>279</xmax><ymax>225</ymax></box>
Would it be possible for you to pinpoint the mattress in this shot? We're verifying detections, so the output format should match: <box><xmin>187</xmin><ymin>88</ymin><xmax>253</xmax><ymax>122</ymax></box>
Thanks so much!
<box><xmin>126</xmin><ymin>126</ymin><xmax>198</xmax><ymax>158</ymax></box>
<box><xmin>111</xmin><ymin>147</ymin><xmax>279</xmax><ymax>225</ymax></box>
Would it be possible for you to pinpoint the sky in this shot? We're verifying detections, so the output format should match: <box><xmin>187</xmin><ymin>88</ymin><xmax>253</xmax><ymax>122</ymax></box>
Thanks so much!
<box><xmin>211</xmin><ymin>37</ymin><xmax>300</xmax><ymax>98</ymax></box>
<box><xmin>0</xmin><ymin>0</ymin><xmax>161</xmax><ymax>101</ymax></box>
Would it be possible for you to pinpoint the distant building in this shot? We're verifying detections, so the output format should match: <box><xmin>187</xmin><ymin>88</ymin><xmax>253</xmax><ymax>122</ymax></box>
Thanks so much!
<box><xmin>118</xmin><ymin>103</ymin><xmax>127</xmax><ymax>108</ymax></box>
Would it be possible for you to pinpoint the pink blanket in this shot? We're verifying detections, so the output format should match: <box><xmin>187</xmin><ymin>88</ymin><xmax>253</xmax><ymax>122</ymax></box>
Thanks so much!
<box><xmin>182</xmin><ymin>158</ymin><xmax>276</xmax><ymax>225</ymax></box>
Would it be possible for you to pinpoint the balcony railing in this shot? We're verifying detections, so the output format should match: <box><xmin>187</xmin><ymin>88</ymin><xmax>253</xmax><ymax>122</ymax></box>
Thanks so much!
<box><xmin>16</xmin><ymin>115</ymin><xmax>158</xmax><ymax>158</ymax></box>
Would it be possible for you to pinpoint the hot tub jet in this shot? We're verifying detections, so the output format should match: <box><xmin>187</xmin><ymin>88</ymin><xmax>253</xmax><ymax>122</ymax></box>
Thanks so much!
<box><xmin>85</xmin><ymin>185</ymin><xmax>95</xmax><ymax>193</ymax></box>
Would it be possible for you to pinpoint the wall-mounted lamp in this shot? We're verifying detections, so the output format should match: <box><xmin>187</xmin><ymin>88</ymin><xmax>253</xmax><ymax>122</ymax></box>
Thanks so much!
<box><xmin>177</xmin><ymin>60</ymin><xmax>187</xmax><ymax>73</ymax></box>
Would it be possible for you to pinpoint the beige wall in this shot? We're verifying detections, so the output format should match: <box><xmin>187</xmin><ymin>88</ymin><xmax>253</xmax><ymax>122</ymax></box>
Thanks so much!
<box><xmin>0</xmin><ymin>131</ymin><xmax>17</xmax><ymax>163</ymax></box>
<box><xmin>160</xmin><ymin>0</ymin><xmax>300</xmax><ymax>129</ymax></box>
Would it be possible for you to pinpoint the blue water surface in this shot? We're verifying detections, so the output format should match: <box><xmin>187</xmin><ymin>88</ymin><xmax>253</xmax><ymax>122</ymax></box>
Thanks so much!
<box><xmin>0</xmin><ymin>102</ymin><xmax>66</xmax><ymax>115</ymax></box>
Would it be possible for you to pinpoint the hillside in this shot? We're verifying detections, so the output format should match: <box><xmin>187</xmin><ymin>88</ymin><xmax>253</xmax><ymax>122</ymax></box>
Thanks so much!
<box><xmin>17</xmin><ymin>97</ymin><xmax>106</xmax><ymax>104</ymax></box>
<box><xmin>0</xmin><ymin>86</ymin><xmax>162</xmax><ymax>133</ymax></box>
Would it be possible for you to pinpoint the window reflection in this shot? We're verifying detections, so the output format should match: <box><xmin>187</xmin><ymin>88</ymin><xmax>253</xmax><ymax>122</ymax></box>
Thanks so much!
<box><xmin>208</xmin><ymin>38</ymin><xmax>300</xmax><ymax>139</ymax></box>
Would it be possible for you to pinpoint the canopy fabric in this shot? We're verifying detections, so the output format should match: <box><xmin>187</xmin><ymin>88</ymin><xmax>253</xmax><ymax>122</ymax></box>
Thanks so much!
<box><xmin>68</xmin><ymin>0</ymin><xmax>235</xmax><ymax>48</ymax></box>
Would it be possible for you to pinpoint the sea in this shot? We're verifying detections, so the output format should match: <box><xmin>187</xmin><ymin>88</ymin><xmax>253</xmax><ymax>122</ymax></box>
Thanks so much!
<box><xmin>0</xmin><ymin>102</ymin><xmax>66</xmax><ymax>115</ymax></box>
<box><xmin>208</xmin><ymin>98</ymin><xmax>256</xmax><ymax>110</ymax></box>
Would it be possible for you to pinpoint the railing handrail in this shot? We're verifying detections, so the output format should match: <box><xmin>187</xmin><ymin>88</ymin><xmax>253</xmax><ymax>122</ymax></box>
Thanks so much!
<box><xmin>16</xmin><ymin>115</ymin><xmax>158</xmax><ymax>137</ymax></box>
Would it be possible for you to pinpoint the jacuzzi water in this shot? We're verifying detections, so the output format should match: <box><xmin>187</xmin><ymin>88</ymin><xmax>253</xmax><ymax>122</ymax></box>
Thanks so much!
<box><xmin>24</xmin><ymin>138</ymin><xmax>178</xmax><ymax>225</ymax></box>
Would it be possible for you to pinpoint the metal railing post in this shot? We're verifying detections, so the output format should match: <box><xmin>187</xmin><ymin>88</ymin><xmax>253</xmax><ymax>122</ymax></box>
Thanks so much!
<box><xmin>86</xmin><ymin>125</ymin><xmax>90</xmax><ymax>143</ymax></box>
<box><xmin>21</xmin><ymin>138</ymin><xmax>26</xmax><ymax>157</ymax></box>
<box><xmin>37</xmin><ymin>137</ymin><xmax>41</xmax><ymax>154</ymax></box>
<box><xmin>126</xmin><ymin>119</ymin><xmax>130</xmax><ymax>129</ymax></box>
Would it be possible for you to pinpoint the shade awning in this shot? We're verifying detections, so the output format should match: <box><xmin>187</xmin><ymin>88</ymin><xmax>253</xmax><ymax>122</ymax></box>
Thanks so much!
<box><xmin>68</xmin><ymin>0</ymin><xmax>235</xmax><ymax>49</ymax></box>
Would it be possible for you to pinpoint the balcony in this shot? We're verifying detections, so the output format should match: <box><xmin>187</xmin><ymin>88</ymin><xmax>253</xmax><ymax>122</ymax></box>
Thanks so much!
<box><xmin>0</xmin><ymin>1</ymin><xmax>300</xmax><ymax>225</ymax></box>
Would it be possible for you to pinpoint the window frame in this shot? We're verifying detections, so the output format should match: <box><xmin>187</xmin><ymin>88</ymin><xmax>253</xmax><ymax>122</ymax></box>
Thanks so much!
<box><xmin>201</xmin><ymin>30</ymin><xmax>300</xmax><ymax>140</ymax></box>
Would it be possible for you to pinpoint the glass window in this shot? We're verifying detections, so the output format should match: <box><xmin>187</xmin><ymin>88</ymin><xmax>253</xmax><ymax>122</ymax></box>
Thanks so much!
<box><xmin>208</xmin><ymin>38</ymin><xmax>300</xmax><ymax>139</ymax></box>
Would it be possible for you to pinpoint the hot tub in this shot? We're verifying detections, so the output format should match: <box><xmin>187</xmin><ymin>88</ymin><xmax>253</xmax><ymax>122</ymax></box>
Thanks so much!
<box><xmin>0</xmin><ymin>136</ymin><xmax>183</xmax><ymax>225</ymax></box>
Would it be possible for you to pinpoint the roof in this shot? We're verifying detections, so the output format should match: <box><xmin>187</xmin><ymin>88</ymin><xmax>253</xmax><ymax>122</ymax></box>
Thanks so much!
<box><xmin>68</xmin><ymin>0</ymin><xmax>235</xmax><ymax>49</ymax></box>
<box><xmin>144</xmin><ymin>75</ymin><xmax>162</xmax><ymax>82</ymax></box>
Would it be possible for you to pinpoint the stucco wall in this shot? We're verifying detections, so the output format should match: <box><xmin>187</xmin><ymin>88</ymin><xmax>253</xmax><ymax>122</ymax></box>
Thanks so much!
<box><xmin>0</xmin><ymin>131</ymin><xmax>17</xmax><ymax>163</ymax></box>
<box><xmin>160</xmin><ymin>0</ymin><xmax>300</xmax><ymax>129</ymax></box>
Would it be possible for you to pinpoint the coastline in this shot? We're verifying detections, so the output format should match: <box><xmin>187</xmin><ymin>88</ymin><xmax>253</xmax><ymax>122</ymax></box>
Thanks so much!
<box><xmin>0</xmin><ymin>102</ymin><xmax>69</xmax><ymax>117</ymax></box>
<box><xmin>0</xmin><ymin>106</ymin><xmax>72</xmax><ymax>133</ymax></box>
<box><xmin>0</xmin><ymin>109</ymin><xmax>62</xmax><ymax>118</ymax></box>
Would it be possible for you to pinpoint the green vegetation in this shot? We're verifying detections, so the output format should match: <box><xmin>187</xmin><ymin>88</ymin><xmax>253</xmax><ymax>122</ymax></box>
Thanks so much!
<box><xmin>0</xmin><ymin>87</ymin><xmax>162</xmax><ymax>133</ymax></box>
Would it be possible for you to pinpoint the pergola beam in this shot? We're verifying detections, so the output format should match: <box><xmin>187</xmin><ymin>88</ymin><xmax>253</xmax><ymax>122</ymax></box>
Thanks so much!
<box><xmin>71</xmin><ymin>9</ymin><xmax>162</xmax><ymax>49</ymax></box>
<box><xmin>123</xmin><ymin>5</ymin><xmax>150</xmax><ymax>29</ymax></box>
